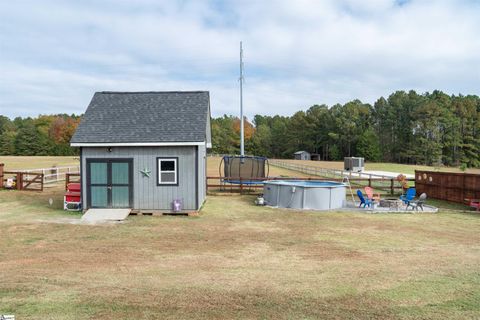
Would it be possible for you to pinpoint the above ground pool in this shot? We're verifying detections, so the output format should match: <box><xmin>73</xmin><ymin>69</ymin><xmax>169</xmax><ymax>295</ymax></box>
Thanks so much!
<box><xmin>263</xmin><ymin>180</ymin><xmax>346</xmax><ymax>210</ymax></box>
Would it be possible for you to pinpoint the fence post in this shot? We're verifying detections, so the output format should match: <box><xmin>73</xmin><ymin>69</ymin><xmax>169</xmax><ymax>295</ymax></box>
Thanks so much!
<box><xmin>0</xmin><ymin>163</ymin><xmax>3</xmax><ymax>189</ymax></box>
<box><xmin>390</xmin><ymin>179</ymin><xmax>394</xmax><ymax>195</ymax></box>
<box><xmin>240</xmin><ymin>177</ymin><xmax>243</xmax><ymax>194</ymax></box>
<box><xmin>16</xmin><ymin>172</ymin><xmax>22</xmax><ymax>190</ymax></box>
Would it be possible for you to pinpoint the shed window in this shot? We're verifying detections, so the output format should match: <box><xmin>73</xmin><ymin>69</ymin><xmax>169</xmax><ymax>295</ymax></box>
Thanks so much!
<box><xmin>157</xmin><ymin>158</ymin><xmax>178</xmax><ymax>185</ymax></box>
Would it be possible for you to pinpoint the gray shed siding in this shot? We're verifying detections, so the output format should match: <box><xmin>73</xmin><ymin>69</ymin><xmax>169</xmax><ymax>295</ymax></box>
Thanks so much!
<box><xmin>81</xmin><ymin>146</ymin><xmax>206</xmax><ymax>211</ymax></box>
<box><xmin>197</xmin><ymin>144</ymin><xmax>207</xmax><ymax>208</ymax></box>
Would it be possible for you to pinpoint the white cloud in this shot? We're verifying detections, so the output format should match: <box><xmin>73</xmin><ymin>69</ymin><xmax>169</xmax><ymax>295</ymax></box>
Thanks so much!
<box><xmin>0</xmin><ymin>0</ymin><xmax>479</xmax><ymax>120</ymax></box>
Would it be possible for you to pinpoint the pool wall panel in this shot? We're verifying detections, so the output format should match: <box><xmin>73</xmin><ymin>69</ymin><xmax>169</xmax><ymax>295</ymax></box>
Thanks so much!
<box><xmin>263</xmin><ymin>180</ymin><xmax>346</xmax><ymax>210</ymax></box>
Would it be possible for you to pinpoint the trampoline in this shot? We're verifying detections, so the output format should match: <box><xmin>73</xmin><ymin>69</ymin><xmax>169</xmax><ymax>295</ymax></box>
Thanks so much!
<box><xmin>219</xmin><ymin>155</ymin><xmax>269</xmax><ymax>185</ymax></box>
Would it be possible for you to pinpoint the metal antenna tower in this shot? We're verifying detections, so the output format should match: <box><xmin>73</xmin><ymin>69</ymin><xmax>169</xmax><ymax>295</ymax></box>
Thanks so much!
<box><xmin>239</xmin><ymin>41</ymin><xmax>245</xmax><ymax>156</ymax></box>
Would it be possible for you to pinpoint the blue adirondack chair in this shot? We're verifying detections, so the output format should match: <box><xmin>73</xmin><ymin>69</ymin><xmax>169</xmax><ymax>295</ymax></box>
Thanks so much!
<box><xmin>400</xmin><ymin>187</ymin><xmax>416</xmax><ymax>206</ymax></box>
<box><xmin>407</xmin><ymin>193</ymin><xmax>427</xmax><ymax>211</ymax></box>
<box><xmin>357</xmin><ymin>190</ymin><xmax>373</xmax><ymax>208</ymax></box>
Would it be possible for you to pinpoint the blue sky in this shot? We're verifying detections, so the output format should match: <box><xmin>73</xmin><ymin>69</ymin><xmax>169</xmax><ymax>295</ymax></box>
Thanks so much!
<box><xmin>0</xmin><ymin>0</ymin><xmax>479</xmax><ymax>119</ymax></box>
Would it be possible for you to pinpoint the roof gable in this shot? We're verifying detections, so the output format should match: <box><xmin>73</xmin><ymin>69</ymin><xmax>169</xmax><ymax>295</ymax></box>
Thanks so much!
<box><xmin>71</xmin><ymin>91</ymin><xmax>211</xmax><ymax>144</ymax></box>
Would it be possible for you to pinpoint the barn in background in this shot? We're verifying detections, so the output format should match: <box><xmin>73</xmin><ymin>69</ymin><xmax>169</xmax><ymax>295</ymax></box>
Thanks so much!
<box><xmin>70</xmin><ymin>91</ymin><xmax>211</xmax><ymax>212</ymax></box>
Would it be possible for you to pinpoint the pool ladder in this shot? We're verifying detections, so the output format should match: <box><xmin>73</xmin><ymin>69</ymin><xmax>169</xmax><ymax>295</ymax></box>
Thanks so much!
<box><xmin>343</xmin><ymin>177</ymin><xmax>357</xmax><ymax>206</ymax></box>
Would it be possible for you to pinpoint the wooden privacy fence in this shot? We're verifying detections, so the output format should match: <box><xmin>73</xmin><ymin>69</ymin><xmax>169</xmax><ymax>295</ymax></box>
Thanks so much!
<box><xmin>207</xmin><ymin>176</ymin><xmax>402</xmax><ymax>195</ymax></box>
<box><xmin>415</xmin><ymin>170</ymin><xmax>480</xmax><ymax>203</ymax></box>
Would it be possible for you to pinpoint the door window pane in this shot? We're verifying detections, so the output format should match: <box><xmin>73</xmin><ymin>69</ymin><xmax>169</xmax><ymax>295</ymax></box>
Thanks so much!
<box><xmin>112</xmin><ymin>162</ymin><xmax>129</xmax><ymax>184</ymax></box>
<box><xmin>91</xmin><ymin>186</ymin><xmax>108</xmax><ymax>207</ymax></box>
<box><xmin>90</xmin><ymin>163</ymin><xmax>107</xmax><ymax>184</ymax></box>
<box><xmin>112</xmin><ymin>186</ymin><xmax>129</xmax><ymax>207</ymax></box>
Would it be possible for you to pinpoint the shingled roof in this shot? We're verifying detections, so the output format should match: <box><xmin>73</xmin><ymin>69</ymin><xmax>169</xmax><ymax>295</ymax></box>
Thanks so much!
<box><xmin>71</xmin><ymin>91</ymin><xmax>211</xmax><ymax>145</ymax></box>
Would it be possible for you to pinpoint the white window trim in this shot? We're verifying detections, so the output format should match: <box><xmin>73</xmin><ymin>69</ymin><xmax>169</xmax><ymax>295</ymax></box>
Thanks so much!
<box><xmin>158</xmin><ymin>158</ymin><xmax>178</xmax><ymax>185</ymax></box>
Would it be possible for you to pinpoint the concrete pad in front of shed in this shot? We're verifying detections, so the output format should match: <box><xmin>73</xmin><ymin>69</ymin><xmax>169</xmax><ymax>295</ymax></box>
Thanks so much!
<box><xmin>82</xmin><ymin>209</ymin><xmax>131</xmax><ymax>222</ymax></box>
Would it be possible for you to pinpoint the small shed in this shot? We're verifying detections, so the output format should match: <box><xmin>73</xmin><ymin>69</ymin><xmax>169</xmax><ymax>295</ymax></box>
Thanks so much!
<box><xmin>294</xmin><ymin>151</ymin><xmax>311</xmax><ymax>160</ymax></box>
<box><xmin>70</xmin><ymin>91</ymin><xmax>211</xmax><ymax>212</ymax></box>
<box><xmin>344</xmin><ymin>157</ymin><xmax>364</xmax><ymax>172</ymax></box>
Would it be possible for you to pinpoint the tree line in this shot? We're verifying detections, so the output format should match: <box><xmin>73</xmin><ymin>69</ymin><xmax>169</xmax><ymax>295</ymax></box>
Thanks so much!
<box><xmin>0</xmin><ymin>114</ymin><xmax>81</xmax><ymax>156</ymax></box>
<box><xmin>1</xmin><ymin>90</ymin><xmax>479</xmax><ymax>167</ymax></box>
<box><xmin>212</xmin><ymin>90</ymin><xmax>480</xmax><ymax>167</ymax></box>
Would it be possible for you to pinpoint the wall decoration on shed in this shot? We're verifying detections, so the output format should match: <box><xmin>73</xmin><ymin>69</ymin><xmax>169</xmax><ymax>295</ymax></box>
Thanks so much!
<box><xmin>140</xmin><ymin>168</ymin><xmax>151</xmax><ymax>178</ymax></box>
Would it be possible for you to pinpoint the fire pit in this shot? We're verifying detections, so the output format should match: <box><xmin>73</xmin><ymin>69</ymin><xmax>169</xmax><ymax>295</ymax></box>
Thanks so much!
<box><xmin>379</xmin><ymin>199</ymin><xmax>404</xmax><ymax>210</ymax></box>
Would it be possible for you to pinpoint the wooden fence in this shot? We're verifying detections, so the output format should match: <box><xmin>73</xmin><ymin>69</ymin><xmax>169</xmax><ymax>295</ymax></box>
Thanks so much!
<box><xmin>65</xmin><ymin>173</ymin><xmax>81</xmax><ymax>190</ymax></box>
<box><xmin>269</xmin><ymin>159</ymin><xmax>411</xmax><ymax>180</ymax></box>
<box><xmin>21</xmin><ymin>166</ymin><xmax>80</xmax><ymax>184</ymax></box>
<box><xmin>415</xmin><ymin>170</ymin><xmax>480</xmax><ymax>203</ymax></box>
<box><xmin>2</xmin><ymin>170</ymin><xmax>44</xmax><ymax>191</ymax></box>
<box><xmin>207</xmin><ymin>176</ymin><xmax>402</xmax><ymax>195</ymax></box>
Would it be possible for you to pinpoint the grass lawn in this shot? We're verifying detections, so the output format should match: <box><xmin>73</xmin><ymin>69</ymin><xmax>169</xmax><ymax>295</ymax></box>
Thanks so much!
<box><xmin>1</xmin><ymin>184</ymin><xmax>480</xmax><ymax>319</ymax></box>
<box><xmin>1</xmin><ymin>156</ymin><xmax>479</xmax><ymax>318</ymax></box>
<box><xmin>0</xmin><ymin>156</ymin><xmax>79</xmax><ymax>170</ymax></box>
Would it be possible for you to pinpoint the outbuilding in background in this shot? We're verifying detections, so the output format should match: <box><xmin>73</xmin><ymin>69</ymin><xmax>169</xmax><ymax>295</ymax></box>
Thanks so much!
<box><xmin>293</xmin><ymin>151</ymin><xmax>311</xmax><ymax>160</ymax></box>
<box><xmin>344</xmin><ymin>157</ymin><xmax>365</xmax><ymax>172</ymax></box>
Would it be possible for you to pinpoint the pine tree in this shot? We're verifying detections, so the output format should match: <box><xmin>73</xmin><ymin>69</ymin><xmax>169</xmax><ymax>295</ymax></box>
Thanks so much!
<box><xmin>0</xmin><ymin>131</ymin><xmax>16</xmax><ymax>155</ymax></box>
<box><xmin>14</xmin><ymin>123</ymin><xmax>44</xmax><ymax>155</ymax></box>
<box><xmin>357</xmin><ymin>128</ymin><xmax>381</xmax><ymax>162</ymax></box>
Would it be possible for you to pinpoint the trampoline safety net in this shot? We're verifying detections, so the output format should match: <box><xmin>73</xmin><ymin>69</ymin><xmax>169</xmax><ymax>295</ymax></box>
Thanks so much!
<box><xmin>220</xmin><ymin>156</ymin><xmax>269</xmax><ymax>184</ymax></box>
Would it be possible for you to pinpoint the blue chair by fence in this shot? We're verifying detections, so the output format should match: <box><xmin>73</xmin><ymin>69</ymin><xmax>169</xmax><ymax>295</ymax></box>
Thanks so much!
<box><xmin>400</xmin><ymin>187</ymin><xmax>416</xmax><ymax>206</ymax></box>
<box><xmin>357</xmin><ymin>190</ymin><xmax>373</xmax><ymax>208</ymax></box>
<box><xmin>407</xmin><ymin>193</ymin><xmax>427</xmax><ymax>211</ymax></box>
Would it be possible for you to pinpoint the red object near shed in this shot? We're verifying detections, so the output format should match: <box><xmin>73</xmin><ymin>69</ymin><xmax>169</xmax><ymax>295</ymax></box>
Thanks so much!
<box><xmin>64</xmin><ymin>183</ymin><xmax>82</xmax><ymax>211</ymax></box>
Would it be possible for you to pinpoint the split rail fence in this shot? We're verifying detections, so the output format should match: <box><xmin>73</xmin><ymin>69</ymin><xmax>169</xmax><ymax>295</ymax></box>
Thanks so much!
<box><xmin>270</xmin><ymin>160</ymin><xmax>404</xmax><ymax>194</ymax></box>
<box><xmin>206</xmin><ymin>158</ymin><xmax>405</xmax><ymax>194</ymax></box>
<box><xmin>269</xmin><ymin>160</ymin><xmax>402</xmax><ymax>180</ymax></box>
<box><xmin>207</xmin><ymin>176</ymin><xmax>402</xmax><ymax>195</ymax></box>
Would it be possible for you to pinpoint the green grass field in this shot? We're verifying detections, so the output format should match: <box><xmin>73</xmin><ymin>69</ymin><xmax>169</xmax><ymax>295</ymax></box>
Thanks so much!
<box><xmin>0</xmin><ymin>157</ymin><xmax>479</xmax><ymax>319</ymax></box>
